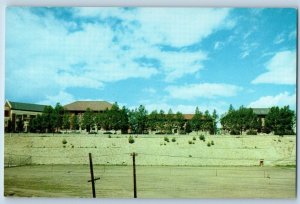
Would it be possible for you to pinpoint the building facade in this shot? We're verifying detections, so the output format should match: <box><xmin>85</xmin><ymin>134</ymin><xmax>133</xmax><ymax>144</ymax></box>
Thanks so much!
<box><xmin>4</xmin><ymin>100</ymin><xmax>47</xmax><ymax>132</ymax></box>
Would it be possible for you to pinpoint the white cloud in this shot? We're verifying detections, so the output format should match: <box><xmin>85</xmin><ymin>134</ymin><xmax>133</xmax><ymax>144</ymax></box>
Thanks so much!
<box><xmin>38</xmin><ymin>91</ymin><xmax>76</xmax><ymax>106</ymax></box>
<box><xmin>252</xmin><ymin>50</ymin><xmax>296</xmax><ymax>85</ymax></box>
<box><xmin>248</xmin><ymin>92</ymin><xmax>296</xmax><ymax>109</ymax></box>
<box><xmin>132</xmin><ymin>101</ymin><xmax>228</xmax><ymax>116</ymax></box>
<box><xmin>6</xmin><ymin>8</ymin><xmax>233</xmax><ymax>103</ymax></box>
<box><xmin>274</xmin><ymin>33</ymin><xmax>285</xmax><ymax>44</ymax></box>
<box><xmin>166</xmin><ymin>83</ymin><xmax>242</xmax><ymax>100</ymax></box>
<box><xmin>143</xmin><ymin>88</ymin><xmax>157</xmax><ymax>94</ymax></box>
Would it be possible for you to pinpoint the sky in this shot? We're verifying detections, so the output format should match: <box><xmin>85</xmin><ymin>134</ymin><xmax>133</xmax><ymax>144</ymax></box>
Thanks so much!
<box><xmin>5</xmin><ymin>7</ymin><xmax>297</xmax><ymax>115</ymax></box>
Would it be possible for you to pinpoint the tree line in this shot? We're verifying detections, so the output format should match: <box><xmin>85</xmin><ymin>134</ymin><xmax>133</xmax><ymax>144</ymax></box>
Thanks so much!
<box><xmin>7</xmin><ymin>102</ymin><xmax>295</xmax><ymax>136</ymax></box>
<box><xmin>220</xmin><ymin>105</ymin><xmax>295</xmax><ymax>135</ymax></box>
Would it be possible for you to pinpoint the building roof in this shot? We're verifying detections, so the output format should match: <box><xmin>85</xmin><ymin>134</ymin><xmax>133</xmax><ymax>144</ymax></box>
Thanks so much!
<box><xmin>6</xmin><ymin>101</ymin><xmax>47</xmax><ymax>112</ymax></box>
<box><xmin>64</xmin><ymin>101</ymin><xmax>113</xmax><ymax>112</ymax></box>
<box><xmin>252</xmin><ymin>108</ymin><xmax>270</xmax><ymax>115</ymax></box>
<box><xmin>183</xmin><ymin>114</ymin><xmax>194</xmax><ymax>120</ymax></box>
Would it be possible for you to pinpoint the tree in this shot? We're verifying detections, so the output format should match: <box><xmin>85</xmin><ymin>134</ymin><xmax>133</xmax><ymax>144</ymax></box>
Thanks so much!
<box><xmin>62</xmin><ymin>113</ymin><xmax>71</xmax><ymax>132</ymax></box>
<box><xmin>265</xmin><ymin>106</ymin><xmax>295</xmax><ymax>135</ymax></box>
<box><xmin>185</xmin><ymin>121</ymin><xmax>192</xmax><ymax>134</ymax></box>
<box><xmin>174</xmin><ymin>112</ymin><xmax>185</xmax><ymax>134</ymax></box>
<box><xmin>191</xmin><ymin>107</ymin><xmax>202</xmax><ymax>134</ymax></box>
<box><xmin>165</xmin><ymin>109</ymin><xmax>174</xmax><ymax>134</ymax></box>
<box><xmin>6</xmin><ymin>119</ymin><xmax>13</xmax><ymax>133</ymax></box>
<box><xmin>109</xmin><ymin>102</ymin><xmax>122</xmax><ymax>133</ymax></box>
<box><xmin>42</xmin><ymin>106</ymin><xmax>55</xmax><ymax>133</ymax></box>
<box><xmin>158</xmin><ymin>110</ymin><xmax>165</xmax><ymax>133</ymax></box>
<box><xmin>16</xmin><ymin>118</ymin><xmax>24</xmax><ymax>132</ymax></box>
<box><xmin>53</xmin><ymin>103</ymin><xmax>65</xmax><ymax>132</ymax></box>
<box><xmin>71</xmin><ymin>114</ymin><xmax>80</xmax><ymax>130</ymax></box>
<box><xmin>81</xmin><ymin>108</ymin><xmax>94</xmax><ymax>133</ymax></box>
<box><xmin>120</xmin><ymin>106</ymin><xmax>129</xmax><ymax>134</ymax></box>
<box><xmin>148</xmin><ymin>110</ymin><xmax>159</xmax><ymax>132</ymax></box>
<box><xmin>212</xmin><ymin>109</ymin><xmax>218</xmax><ymax>135</ymax></box>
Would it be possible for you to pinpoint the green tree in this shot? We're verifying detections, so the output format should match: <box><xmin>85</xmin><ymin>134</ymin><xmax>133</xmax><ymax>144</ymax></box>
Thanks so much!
<box><xmin>71</xmin><ymin>114</ymin><xmax>80</xmax><ymax>131</ymax></box>
<box><xmin>16</xmin><ymin>118</ymin><xmax>24</xmax><ymax>132</ymax></box>
<box><xmin>120</xmin><ymin>106</ymin><xmax>129</xmax><ymax>134</ymax></box>
<box><xmin>212</xmin><ymin>109</ymin><xmax>218</xmax><ymax>135</ymax></box>
<box><xmin>42</xmin><ymin>106</ymin><xmax>54</xmax><ymax>133</ymax></box>
<box><xmin>148</xmin><ymin>110</ymin><xmax>159</xmax><ymax>132</ymax></box>
<box><xmin>185</xmin><ymin>121</ymin><xmax>192</xmax><ymax>135</ymax></box>
<box><xmin>53</xmin><ymin>103</ymin><xmax>65</xmax><ymax>132</ymax></box>
<box><xmin>82</xmin><ymin>108</ymin><xmax>94</xmax><ymax>133</ymax></box>
<box><xmin>174</xmin><ymin>111</ymin><xmax>185</xmax><ymax>134</ymax></box>
<box><xmin>165</xmin><ymin>109</ymin><xmax>174</xmax><ymax>134</ymax></box>
<box><xmin>158</xmin><ymin>110</ymin><xmax>165</xmax><ymax>133</ymax></box>
<box><xmin>265</xmin><ymin>106</ymin><xmax>295</xmax><ymax>135</ymax></box>
<box><xmin>191</xmin><ymin>107</ymin><xmax>202</xmax><ymax>134</ymax></box>
<box><xmin>62</xmin><ymin>113</ymin><xmax>71</xmax><ymax>132</ymax></box>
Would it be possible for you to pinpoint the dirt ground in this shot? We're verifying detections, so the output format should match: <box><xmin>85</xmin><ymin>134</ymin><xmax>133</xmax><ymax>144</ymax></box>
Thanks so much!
<box><xmin>4</xmin><ymin>165</ymin><xmax>296</xmax><ymax>198</ymax></box>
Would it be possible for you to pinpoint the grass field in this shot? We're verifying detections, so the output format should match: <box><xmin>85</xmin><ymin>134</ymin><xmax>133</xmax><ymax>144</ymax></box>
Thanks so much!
<box><xmin>4</xmin><ymin>165</ymin><xmax>296</xmax><ymax>198</ymax></box>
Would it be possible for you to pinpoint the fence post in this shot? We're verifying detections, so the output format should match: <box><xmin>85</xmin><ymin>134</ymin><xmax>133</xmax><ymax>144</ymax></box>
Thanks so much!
<box><xmin>131</xmin><ymin>152</ymin><xmax>137</xmax><ymax>198</ymax></box>
<box><xmin>88</xmin><ymin>153</ymin><xmax>100</xmax><ymax>198</ymax></box>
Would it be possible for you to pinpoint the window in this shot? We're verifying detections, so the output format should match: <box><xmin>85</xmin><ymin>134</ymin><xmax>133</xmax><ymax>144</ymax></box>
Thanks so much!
<box><xmin>4</xmin><ymin>110</ymin><xmax>9</xmax><ymax>117</ymax></box>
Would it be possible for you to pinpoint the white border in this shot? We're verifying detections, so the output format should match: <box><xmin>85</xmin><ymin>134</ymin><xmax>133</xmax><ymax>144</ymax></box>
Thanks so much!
<box><xmin>0</xmin><ymin>1</ymin><xmax>299</xmax><ymax>204</ymax></box>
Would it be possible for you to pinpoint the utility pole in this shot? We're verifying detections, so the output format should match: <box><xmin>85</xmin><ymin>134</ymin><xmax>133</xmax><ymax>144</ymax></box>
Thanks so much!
<box><xmin>88</xmin><ymin>153</ymin><xmax>100</xmax><ymax>198</ymax></box>
<box><xmin>131</xmin><ymin>152</ymin><xmax>138</xmax><ymax>198</ymax></box>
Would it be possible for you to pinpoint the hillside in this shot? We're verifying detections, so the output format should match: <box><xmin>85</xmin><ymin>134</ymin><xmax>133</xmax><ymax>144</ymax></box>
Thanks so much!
<box><xmin>4</xmin><ymin>133</ymin><xmax>296</xmax><ymax>166</ymax></box>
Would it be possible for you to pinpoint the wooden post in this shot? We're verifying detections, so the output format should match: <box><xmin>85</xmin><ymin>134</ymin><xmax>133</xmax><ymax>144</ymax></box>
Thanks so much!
<box><xmin>88</xmin><ymin>153</ymin><xmax>100</xmax><ymax>198</ymax></box>
<box><xmin>131</xmin><ymin>152</ymin><xmax>137</xmax><ymax>198</ymax></box>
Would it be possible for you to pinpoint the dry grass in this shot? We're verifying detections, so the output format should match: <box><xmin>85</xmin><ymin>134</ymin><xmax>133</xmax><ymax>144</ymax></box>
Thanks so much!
<box><xmin>4</xmin><ymin>165</ymin><xmax>296</xmax><ymax>198</ymax></box>
<box><xmin>4</xmin><ymin>133</ymin><xmax>296</xmax><ymax>166</ymax></box>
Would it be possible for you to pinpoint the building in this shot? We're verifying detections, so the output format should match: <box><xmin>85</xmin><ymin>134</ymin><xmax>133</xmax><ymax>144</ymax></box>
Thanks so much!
<box><xmin>63</xmin><ymin>101</ymin><xmax>113</xmax><ymax>115</ymax></box>
<box><xmin>252</xmin><ymin>108</ymin><xmax>270</xmax><ymax>126</ymax></box>
<box><xmin>4</xmin><ymin>100</ymin><xmax>47</xmax><ymax>132</ymax></box>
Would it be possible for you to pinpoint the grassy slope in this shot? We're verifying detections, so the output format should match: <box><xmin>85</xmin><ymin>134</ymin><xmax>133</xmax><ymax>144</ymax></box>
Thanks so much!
<box><xmin>4</xmin><ymin>133</ymin><xmax>296</xmax><ymax>166</ymax></box>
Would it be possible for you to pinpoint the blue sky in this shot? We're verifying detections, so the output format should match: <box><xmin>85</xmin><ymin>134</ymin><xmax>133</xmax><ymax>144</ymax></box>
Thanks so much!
<box><xmin>5</xmin><ymin>7</ymin><xmax>297</xmax><ymax>115</ymax></box>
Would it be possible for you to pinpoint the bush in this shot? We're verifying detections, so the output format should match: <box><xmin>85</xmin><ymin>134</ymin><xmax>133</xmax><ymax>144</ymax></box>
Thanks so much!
<box><xmin>164</xmin><ymin>137</ymin><xmax>169</xmax><ymax>142</ymax></box>
<box><xmin>193</xmin><ymin>137</ymin><xmax>196</xmax><ymax>141</ymax></box>
<box><xmin>199</xmin><ymin>135</ymin><xmax>205</xmax><ymax>141</ymax></box>
<box><xmin>247</xmin><ymin>129</ymin><xmax>257</xmax><ymax>135</ymax></box>
<box><xmin>207</xmin><ymin>142</ymin><xmax>211</xmax><ymax>147</ymax></box>
<box><xmin>188</xmin><ymin>140</ymin><xmax>193</xmax><ymax>144</ymax></box>
<box><xmin>172</xmin><ymin>137</ymin><xmax>176</xmax><ymax>142</ymax></box>
<box><xmin>62</xmin><ymin>139</ymin><xmax>67</xmax><ymax>145</ymax></box>
<box><xmin>230</xmin><ymin>129</ymin><xmax>240</xmax><ymax>135</ymax></box>
<box><xmin>103</xmin><ymin>131</ymin><xmax>113</xmax><ymax>134</ymax></box>
<box><xmin>155</xmin><ymin>132</ymin><xmax>165</xmax><ymax>135</ymax></box>
<box><xmin>108</xmin><ymin>135</ymin><xmax>112</xmax><ymax>138</ymax></box>
<box><xmin>128</xmin><ymin>136</ymin><xmax>135</xmax><ymax>144</ymax></box>
<box><xmin>211</xmin><ymin>140</ymin><xmax>214</xmax><ymax>145</ymax></box>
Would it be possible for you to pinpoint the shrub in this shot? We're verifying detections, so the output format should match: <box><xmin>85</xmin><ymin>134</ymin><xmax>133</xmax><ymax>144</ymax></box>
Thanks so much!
<box><xmin>62</xmin><ymin>139</ymin><xmax>67</xmax><ymax>145</ymax></box>
<box><xmin>164</xmin><ymin>137</ymin><xmax>169</xmax><ymax>142</ymax></box>
<box><xmin>193</xmin><ymin>137</ymin><xmax>196</xmax><ymax>141</ymax></box>
<box><xmin>207</xmin><ymin>142</ymin><xmax>211</xmax><ymax>147</ymax></box>
<box><xmin>189</xmin><ymin>155</ymin><xmax>192</xmax><ymax>158</ymax></box>
<box><xmin>108</xmin><ymin>135</ymin><xmax>112</xmax><ymax>138</ymax></box>
<box><xmin>103</xmin><ymin>131</ymin><xmax>113</xmax><ymax>134</ymax></box>
<box><xmin>172</xmin><ymin>137</ymin><xmax>176</xmax><ymax>142</ymax></box>
<box><xmin>246</xmin><ymin>129</ymin><xmax>257</xmax><ymax>135</ymax></box>
<box><xmin>211</xmin><ymin>140</ymin><xmax>214</xmax><ymax>145</ymax></box>
<box><xmin>199</xmin><ymin>135</ymin><xmax>205</xmax><ymax>141</ymax></box>
<box><xmin>230</xmin><ymin>129</ymin><xmax>240</xmax><ymax>135</ymax></box>
<box><xmin>63</xmin><ymin>145</ymin><xmax>66</xmax><ymax>148</ymax></box>
<box><xmin>188</xmin><ymin>140</ymin><xmax>193</xmax><ymax>144</ymax></box>
<box><xmin>155</xmin><ymin>132</ymin><xmax>166</xmax><ymax>135</ymax></box>
<box><xmin>128</xmin><ymin>136</ymin><xmax>135</xmax><ymax>144</ymax></box>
